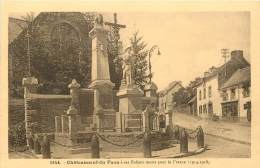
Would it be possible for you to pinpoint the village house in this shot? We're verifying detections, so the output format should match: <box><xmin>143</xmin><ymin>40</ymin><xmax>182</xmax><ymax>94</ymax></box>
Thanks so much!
<box><xmin>196</xmin><ymin>50</ymin><xmax>250</xmax><ymax>120</ymax></box>
<box><xmin>187</xmin><ymin>77</ymin><xmax>202</xmax><ymax>116</ymax></box>
<box><xmin>158</xmin><ymin>81</ymin><xmax>183</xmax><ymax>113</ymax></box>
<box><xmin>158</xmin><ymin>81</ymin><xmax>183</xmax><ymax>127</ymax></box>
<box><xmin>220</xmin><ymin>66</ymin><xmax>251</xmax><ymax>122</ymax></box>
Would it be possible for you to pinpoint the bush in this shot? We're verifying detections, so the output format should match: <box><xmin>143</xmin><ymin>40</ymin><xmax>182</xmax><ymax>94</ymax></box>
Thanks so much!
<box><xmin>9</xmin><ymin>121</ymin><xmax>27</xmax><ymax>151</ymax></box>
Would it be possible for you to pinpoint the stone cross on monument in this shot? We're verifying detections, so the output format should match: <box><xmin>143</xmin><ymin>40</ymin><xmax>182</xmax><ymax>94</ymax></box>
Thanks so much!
<box><xmin>88</xmin><ymin>14</ymin><xmax>117</xmax><ymax>132</ymax></box>
<box><xmin>105</xmin><ymin>13</ymin><xmax>126</xmax><ymax>42</ymax></box>
<box><xmin>89</xmin><ymin>14</ymin><xmax>112</xmax><ymax>86</ymax></box>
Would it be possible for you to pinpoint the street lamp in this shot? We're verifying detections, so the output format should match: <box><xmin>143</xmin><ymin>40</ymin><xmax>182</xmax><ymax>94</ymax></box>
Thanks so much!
<box><xmin>148</xmin><ymin>45</ymin><xmax>161</xmax><ymax>84</ymax></box>
<box><xmin>25</xmin><ymin>28</ymin><xmax>32</xmax><ymax>76</ymax></box>
<box><xmin>20</xmin><ymin>12</ymin><xmax>35</xmax><ymax>77</ymax></box>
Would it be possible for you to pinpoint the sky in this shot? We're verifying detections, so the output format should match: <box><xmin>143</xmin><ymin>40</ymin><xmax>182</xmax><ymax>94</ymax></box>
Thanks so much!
<box><xmin>113</xmin><ymin>12</ymin><xmax>250</xmax><ymax>90</ymax></box>
<box><xmin>10</xmin><ymin>12</ymin><xmax>250</xmax><ymax>90</ymax></box>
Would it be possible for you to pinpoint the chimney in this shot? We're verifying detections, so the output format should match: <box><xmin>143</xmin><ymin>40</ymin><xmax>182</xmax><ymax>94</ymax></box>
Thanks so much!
<box><xmin>195</xmin><ymin>77</ymin><xmax>201</xmax><ymax>81</ymax></box>
<box><xmin>209</xmin><ymin>66</ymin><xmax>217</xmax><ymax>73</ymax></box>
<box><xmin>231</xmin><ymin>50</ymin><xmax>243</xmax><ymax>60</ymax></box>
<box><xmin>204</xmin><ymin>71</ymin><xmax>210</xmax><ymax>77</ymax></box>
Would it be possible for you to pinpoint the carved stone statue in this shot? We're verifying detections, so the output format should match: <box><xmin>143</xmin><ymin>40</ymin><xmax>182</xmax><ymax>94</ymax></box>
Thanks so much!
<box><xmin>122</xmin><ymin>55</ymin><xmax>133</xmax><ymax>86</ymax></box>
<box><xmin>68</xmin><ymin>79</ymin><xmax>80</xmax><ymax>109</ymax></box>
<box><xmin>95</xmin><ymin>14</ymin><xmax>104</xmax><ymax>27</ymax></box>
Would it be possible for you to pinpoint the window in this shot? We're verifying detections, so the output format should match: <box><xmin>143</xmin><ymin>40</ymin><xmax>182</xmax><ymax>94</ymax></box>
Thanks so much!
<box><xmin>243</xmin><ymin>87</ymin><xmax>250</xmax><ymax>98</ymax></box>
<box><xmin>199</xmin><ymin>90</ymin><xmax>202</xmax><ymax>100</ymax></box>
<box><xmin>203</xmin><ymin>87</ymin><xmax>206</xmax><ymax>99</ymax></box>
<box><xmin>208</xmin><ymin>86</ymin><xmax>212</xmax><ymax>98</ymax></box>
<box><xmin>199</xmin><ymin>105</ymin><xmax>202</xmax><ymax>114</ymax></box>
<box><xmin>231</xmin><ymin>88</ymin><xmax>236</xmax><ymax>100</ymax></box>
<box><xmin>208</xmin><ymin>103</ymin><xmax>213</xmax><ymax>113</ymax></box>
<box><xmin>203</xmin><ymin>104</ymin><xmax>207</xmax><ymax>113</ymax></box>
<box><xmin>222</xmin><ymin>90</ymin><xmax>228</xmax><ymax>101</ymax></box>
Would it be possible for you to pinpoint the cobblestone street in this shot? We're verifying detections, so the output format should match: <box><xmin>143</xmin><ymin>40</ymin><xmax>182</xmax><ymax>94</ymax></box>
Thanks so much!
<box><xmin>173</xmin><ymin>112</ymin><xmax>251</xmax><ymax>157</ymax></box>
<box><xmin>190</xmin><ymin>135</ymin><xmax>250</xmax><ymax>158</ymax></box>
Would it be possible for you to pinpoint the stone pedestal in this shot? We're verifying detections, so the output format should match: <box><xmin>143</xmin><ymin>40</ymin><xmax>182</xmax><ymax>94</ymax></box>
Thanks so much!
<box><xmin>88</xmin><ymin>17</ymin><xmax>116</xmax><ymax>132</ymax></box>
<box><xmin>142</xmin><ymin>104</ymin><xmax>153</xmax><ymax>132</ymax></box>
<box><xmin>115</xmin><ymin>112</ymin><xmax>122</xmax><ymax>132</ymax></box>
<box><xmin>116</xmin><ymin>81</ymin><xmax>144</xmax><ymax>132</ymax></box>
<box><xmin>68</xmin><ymin>114</ymin><xmax>81</xmax><ymax>135</ymax></box>
<box><xmin>22</xmin><ymin>77</ymin><xmax>38</xmax><ymax>146</ymax></box>
<box><xmin>61</xmin><ymin>115</ymin><xmax>69</xmax><ymax>134</ymax></box>
<box><xmin>117</xmin><ymin>83</ymin><xmax>144</xmax><ymax>114</ymax></box>
<box><xmin>55</xmin><ymin>116</ymin><xmax>62</xmax><ymax>133</ymax></box>
<box><xmin>22</xmin><ymin>77</ymin><xmax>38</xmax><ymax>98</ymax></box>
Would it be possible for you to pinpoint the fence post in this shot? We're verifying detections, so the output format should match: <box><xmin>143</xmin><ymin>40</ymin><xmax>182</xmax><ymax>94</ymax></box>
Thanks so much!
<box><xmin>41</xmin><ymin>135</ymin><xmax>51</xmax><ymax>159</ymax></box>
<box><xmin>34</xmin><ymin>134</ymin><xmax>41</xmax><ymax>154</ymax></box>
<box><xmin>91</xmin><ymin>133</ymin><xmax>100</xmax><ymax>158</ymax></box>
<box><xmin>180</xmin><ymin>128</ymin><xmax>188</xmax><ymax>153</ymax></box>
<box><xmin>174</xmin><ymin>125</ymin><xmax>180</xmax><ymax>140</ymax></box>
<box><xmin>197</xmin><ymin>126</ymin><xmax>204</xmax><ymax>149</ymax></box>
<box><xmin>143</xmin><ymin>131</ymin><xmax>152</xmax><ymax>158</ymax></box>
<box><xmin>166</xmin><ymin>125</ymin><xmax>174</xmax><ymax>138</ymax></box>
<box><xmin>28</xmin><ymin>135</ymin><xmax>34</xmax><ymax>150</ymax></box>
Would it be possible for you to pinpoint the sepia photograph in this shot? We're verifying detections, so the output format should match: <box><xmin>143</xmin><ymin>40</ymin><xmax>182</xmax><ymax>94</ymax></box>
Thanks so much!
<box><xmin>7</xmin><ymin>10</ymin><xmax>252</xmax><ymax>159</ymax></box>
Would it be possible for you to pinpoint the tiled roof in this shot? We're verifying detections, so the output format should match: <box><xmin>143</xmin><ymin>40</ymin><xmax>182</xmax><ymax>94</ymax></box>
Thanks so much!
<box><xmin>197</xmin><ymin>51</ymin><xmax>250</xmax><ymax>88</ymax></box>
<box><xmin>221</xmin><ymin>67</ymin><xmax>250</xmax><ymax>89</ymax></box>
<box><xmin>158</xmin><ymin>81</ymin><xmax>183</xmax><ymax>96</ymax></box>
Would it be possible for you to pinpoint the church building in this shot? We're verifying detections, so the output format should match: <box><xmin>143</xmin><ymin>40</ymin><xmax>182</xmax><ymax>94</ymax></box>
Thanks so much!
<box><xmin>9</xmin><ymin>12</ymin><xmax>121</xmax><ymax>95</ymax></box>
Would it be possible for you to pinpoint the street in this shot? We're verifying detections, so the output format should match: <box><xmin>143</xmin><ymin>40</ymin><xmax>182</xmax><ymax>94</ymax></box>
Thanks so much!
<box><xmin>191</xmin><ymin>135</ymin><xmax>250</xmax><ymax>158</ymax></box>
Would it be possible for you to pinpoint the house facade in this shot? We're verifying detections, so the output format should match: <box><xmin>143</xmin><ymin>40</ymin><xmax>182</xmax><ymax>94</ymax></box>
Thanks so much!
<box><xmin>197</xmin><ymin>74</ymin><xmax>222</xmax><ymax>118</ymax></box>
<box><xmin>158</xmin><ymin>81</ymin><xmax>183</xmax><ymax>113</ymax></box>
<box><xmin>187</xmin><ymin>77</ymin><xmax>202</xmax><ymax>116</ymax></box>
<box><xmin>196</xmin><ymin>50</ymin><xmax>250</xmax><ymax>119</ymax></box>
<box><xmin>158</xmin><ymin>81</ymin><xmax>183</xmax><ymax>127</ymax></box>
<box><xmin>220</xmin><ymin>67</ymin><xmax>251</xmax><ymax>121</ymax></box>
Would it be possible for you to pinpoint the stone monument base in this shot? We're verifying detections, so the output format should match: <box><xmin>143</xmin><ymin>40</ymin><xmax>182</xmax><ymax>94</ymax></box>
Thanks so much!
<box><xmin>54</xmin><ymin>132</ymin><xmax>94</xmax><ymax>154</ymax></box>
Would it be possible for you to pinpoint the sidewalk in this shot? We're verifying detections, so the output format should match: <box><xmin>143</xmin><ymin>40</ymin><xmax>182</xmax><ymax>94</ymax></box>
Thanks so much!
<box><xmin>173</xmin><ymin>112</ymin><xmax>251</xmax><ymax>145</ymax></box>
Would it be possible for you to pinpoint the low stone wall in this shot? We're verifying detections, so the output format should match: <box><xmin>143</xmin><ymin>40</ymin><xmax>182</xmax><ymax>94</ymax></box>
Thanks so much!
<box><xmin>9</xmin><ymin>98</ymin><xmax>25</xmax><ymax>127</ymax></box>
<box><xmin>25</xmin><ymin>94</ymin><xmax>71</xmax><ymax>136</ymax></box>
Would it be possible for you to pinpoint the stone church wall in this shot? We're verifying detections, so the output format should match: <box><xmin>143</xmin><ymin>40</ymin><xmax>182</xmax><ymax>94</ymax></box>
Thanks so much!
<box><xmin>8</xmin><ymin>98</ymin><xmax>25</xmax><ymax>128</ymax></box>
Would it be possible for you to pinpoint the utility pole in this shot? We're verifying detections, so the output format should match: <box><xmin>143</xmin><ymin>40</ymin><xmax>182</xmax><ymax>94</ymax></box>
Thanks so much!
<box><xmin>221</xmin><ymin>48</ymin><xmax>229</xmax><ymax>78</ymax></box>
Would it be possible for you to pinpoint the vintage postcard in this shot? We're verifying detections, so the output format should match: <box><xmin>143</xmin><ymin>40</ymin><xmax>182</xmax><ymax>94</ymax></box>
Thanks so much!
<box><xmin>1</xmin><ymin>0</ymin><xmax>260</xmax><ymax>168</ymax></box>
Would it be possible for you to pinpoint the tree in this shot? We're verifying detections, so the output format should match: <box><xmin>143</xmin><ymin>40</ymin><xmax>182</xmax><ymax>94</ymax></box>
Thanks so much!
<box><xmin>10</xmin><ymin>12</ymin><xmax>94</xmax><ymax>95</ymax></box>
<box><xmin>125</xmin><ymin>32</ymin><xmax>149</xmax><ymax>90</ymax></box>
<box><xmin>107</xmin><ymin>31</ymin><xmax>124</xmax><ymax>90</ymax></box>
<box><xmin>172</xmin><ymin>88</ymin><xmax>190</xmax><ymax>106</ymax></box>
